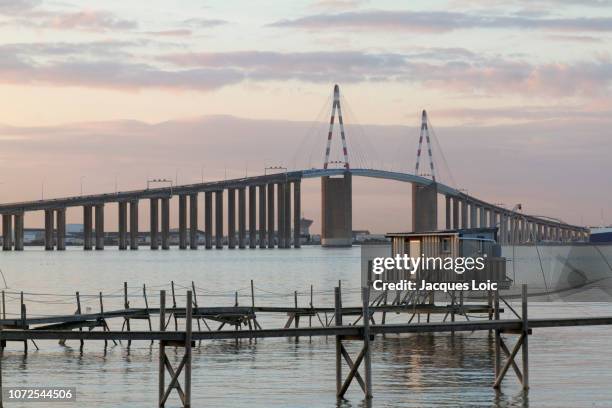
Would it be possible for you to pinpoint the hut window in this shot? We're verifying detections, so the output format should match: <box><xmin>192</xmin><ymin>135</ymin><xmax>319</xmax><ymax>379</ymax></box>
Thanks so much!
<box><xmin>441</xmin><ymin>237</ymin><xmax>450</xmax><ymax>253</ymax></box>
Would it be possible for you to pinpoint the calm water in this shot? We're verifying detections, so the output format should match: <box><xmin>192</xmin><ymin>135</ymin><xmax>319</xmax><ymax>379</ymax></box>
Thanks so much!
<box><xmin>1</xmin><ymin>246</ymin><xmax>612</xmax><ymax>407</ymax></box>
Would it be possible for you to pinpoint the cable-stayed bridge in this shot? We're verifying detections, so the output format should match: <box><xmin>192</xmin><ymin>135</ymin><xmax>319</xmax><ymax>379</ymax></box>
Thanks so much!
<box><xmin>0</xmin><ymin>85</ymin><xmax>588</xmax><ymax>251</ymax></box>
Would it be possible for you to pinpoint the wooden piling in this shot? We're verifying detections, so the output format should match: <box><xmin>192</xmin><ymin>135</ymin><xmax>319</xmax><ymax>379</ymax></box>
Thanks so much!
<box><xmin>184</xmin><ymin>291</ymin><xmax>193</xmax><ymax>407</ymax></box>
<box><xmin>76</xmin><ymin>291</ymin><xmax>84</xmax><ymax>349</ymax></box>
<box><xmin>124</xmin><ymin>282</ymin><xmax>132</xmax><ymax>347</ymax></box>
<box><xmin>362</xmin><ymin>286</ymin><xmax>373</xmax><ymax>399</ymax></box>
<box><xmin>494</xmin><ymin>289</ymin><xmax>501</xmax><ymax>379</ymax></box>
<box><xmin>521</xmin><ymin>284</ymin><xmax>529</xmax><ymax>390</ymax></box>
<box><xmin>334</xmin><ymin>286</ymin><xmax>342</xmax><ymax>396</ymax></box>
<box><xmin>171</xmin><ymin>281</ymin><xmax>178</xmax><ymax>331</ymax></box>
<box><xmin>159</xmin><ymin>290</ymin><xmax>166</xmax><ymax>407</ymax></box>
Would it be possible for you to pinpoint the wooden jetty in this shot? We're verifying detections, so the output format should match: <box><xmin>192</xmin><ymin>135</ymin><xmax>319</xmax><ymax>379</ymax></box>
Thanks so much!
<box><xmin>1</xmin><ymin>284</ymin><xmax>612</xmax><ymax>407</ymax></box>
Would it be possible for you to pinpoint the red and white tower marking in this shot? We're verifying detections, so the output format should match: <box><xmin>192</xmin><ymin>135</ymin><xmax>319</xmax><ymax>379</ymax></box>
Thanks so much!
<box><xmin>323</xmin><ymin>84</ymin><xmax>350</xmax><ymax>170</ymax></box>
<box><xmin>414</xmin><ymin>109</ymin><xmax>436</xmax><ymax>182</ymax></box>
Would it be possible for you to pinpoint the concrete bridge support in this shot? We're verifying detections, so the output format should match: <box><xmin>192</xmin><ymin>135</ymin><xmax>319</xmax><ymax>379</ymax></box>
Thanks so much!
<box><xmin>204</xmin><ymin>192</ymin><xmax>212</xmax><ymax>249</ymax></box>
<box><xmin>189</xmin><ymin>194</ymin><xmax>198</xmax><ymax>250</ymax></box>
<box><xmin>460</xmin><ymin>199</ymin><xmax>468</xmax><ymax>229</ymax></box>
<box><xmin>479</xmin><ymin>206</ymin><xmax>486</xmax><ymax>228</ymax></box>
<box><xmin>499</xmin><ymin>214</ymin><xmax>507</xmax><ymax>244</ymax></box>
<box><xmin>150</xmin><ymin>198</ymin><xmax>159</xmax><ymax>250</ymax></box>
<box><xmin>118</xmin><ymin>202</ymin><xmax>128</xmax><ymax>250</ymax></box>
<box><xmin>215</xmin><ymin>191</ymin><xmax>223</xmax><ymax>249</ymax></box>
<box><xmin>129</xmin><ymin>201</ymin><xmax>138</xmax><ymax>250</ymax></box>
<box><xmin>228</xmin><ymin>188</ymin><xmax>236</xmax><ymax>249</ymax></box>
<box><xmin>259</xmin><ymin>185</ymin><xmax>267</xmax><ymax>248</ymax></box>
<box><xmin>44</xmin><ymin>209</ymin><xmax>54</xmax><ymax>250</ymax></box>
<box><xmin>56</xmin><ymin>208</ymin><xmax>66</xmax><ymax>250</ymax></box>
<box><xmin>321</xmin><ymin>174</ymin><xmax>352</xmax><ymax>247</ymax></box>
<box><xmin>238</xmin><ymin>187</ymin><xmax>246</xmax><ymax>249</ymax></box>
<box><xmin>95</xmin><ymin>204</ymin><xmax>104</xmax><ymax>250</ymax></box>
<box><xmin>267</xmin><ymin>183</ymin><xmax>275</xmax><ymax>248</ymax></box>
<box><xmin>452</xmin><ymin>197</ymin><xmax>460</xmax><ymax>229</ymax></box>
<box><xmin>178</xmin><ymin>195</ymin><xmax>187</xmax><ymax>250</ymax></box>
<box><xmin>249</xmin><ymin>186</ymin><xmax>257</xmax><ymax>249</ymax></box>
<box><xmin>284</xmin><ymin>182</ymin><xmax>291</xmax><ymax>248</ymax></box>
<box><xmin>161</xmin><ymin>197</ymin><xmax>170</xmax><ymax>250</ymax></box>
<box><xmin>2</xmin><ymin>214</ymin><xmax>13</xmax><ymax>250</ymax></box>
<box><xmin>293</xmin><ymin>180</ymin><xmax>301</xmax><ymax>248</ymax></box>
<box><xmin>445</xmin><ymin>196</ymin><xmax>451</xmax><ymax>229</ymax></box>
<box><xmin>489</xmin><ymin>209</ymin><xmax>497</xmax><ymax>230</ymax></box>
<box><xmin>412</xmin><ymin>182</ymin><xmax>437</xmax><ymax>232</ymax></box>
<box><xmin>83</xmin><ymin>205</ymin><xmax>93</xmax><ymax>250</ymax></box>
<box><xmin>13</xmin><ymin>213</ymin><xmax>24</xmax><ymax>251</ymax></box>
<box><xmin>470</xmin><ymin>202</ymin><xmax>477</xmax><ymax>228</ymax></box>
<box><xmin>276</xmin><ymin>183</ymin><xmax>285</xmax><ymax>248</ymax></box>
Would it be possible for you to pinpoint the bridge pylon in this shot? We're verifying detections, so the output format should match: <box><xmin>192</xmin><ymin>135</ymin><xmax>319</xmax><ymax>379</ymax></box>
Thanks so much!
<box><xmin>413</xmin><ymin>110</ymin><xmax>438</xmax><ymax>232</ymax></box>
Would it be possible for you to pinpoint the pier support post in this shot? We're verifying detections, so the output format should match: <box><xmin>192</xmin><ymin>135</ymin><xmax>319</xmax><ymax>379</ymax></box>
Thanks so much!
<box><xmin>178</xmin><ymin>195</ymin><xmax>187</xmax><ymax>249</ymax></box>
<box><xmin>321</xmin><ymin>173</ymin><xmax>352</xmax><ymax>246</ymax></box>
<box><xmin>118</xmin><ymin>202</ymin><xmax>128</xmax><ymax>250</ymax></box>
<box><xmin>335</xmin><ymin>286</ymin><xmax>342</xmax><ymax>395</ymax></box>
<box><xmin>452</xmin><ymin>197</ymin><xmax>460</xmax><ymax>229</ymax></box>
<box><xmin>460</xmin><ymin>199</ymin><xmax>468</xmax><ymax>229</ymax></box>
<box><xmin>284</xmin><ymin>182</ymin><xmax>291</xmax><ymax>248</ymax></box>
<box><xmin>95</xmin><ymin>204</ymin><xmax>104</xmax><ymax>250</ymax></box>
<box><xmin>445</xmin><ymin>196</ymin><xmax>451</xmax><ymax>229</ymax></box>
<box><xmin>13</xmin><ymin>213</ymin><xmax>24</xmax><ymax>251</ymax></box>
<box><xmin>238</xmin><ymin>187</ymin><xmax>246</xmax><ymax>249</ymax></box>
<box><xmin>521</xmin><ymin>284</ymin><xmax>529</xmax><ymax>389</ymax></box>
<box><xmin>293</xmin><ymin>180</ymin><xmax>301</xmax><ymax>248</ymax></box>
<box><xmin>150</xmin><ymin>198</ymin><xmax>159</xmax><ymax>250</ymax></box>
<box><xmin>44</xmin><ymin>209</ymin><xmax>54</xmax><ymax>250</ymax></box>
<box><xmin>215</xmin><ymin>190</ymin><xmax>223</xmax><ymax>249</ymax></box>
<box><xmin>161</xmin><ymin>197</ymin><xmax>170</xmax><ymax>250</ymax></box>
<box><xmin>228</xmin><ymin>188</ymin><xmax>236</xmax><ymax>249</ymax></box>
<box><xmin>362</xmin><ymin>286</ymin><xmax>373</xmax><ymax>398</ymax></box>
<box><xmin>129</xmin><ymin>200</ymin><xmax>139</xmax><ymax>250</ymax></box>
<box><xmin>248</xmin><ymin>185</ymin><xmax>257</xmax><ymax>248</ymax></box>
<box><xmin>258</xmin><ymin>185</ymin><xmax>267</xmax><ymax>248</ymax></box>
<box><xmin>189</xmin><ymin>194</ymin><xmax>198</xmax><ymax>249</ymax></box>
<box><xmin>2</xmin><ymin>214</ymin><xmax>13</xmax><ymax>251</ymax></box>
<box><xmin>83</xmin><ymin>205</ymin><xmax>93</xmax><ymax>250</ymax></box>
<box><xmin>277</xmin><ymin>182</ymin><xmax>285</xmax><ymax>248</ymax></box>
<box><xmin>56</xmin><ymin>208</ymin><xmax>66</xmax><ymax>250</ymax></box>
<box><xmin>204</xmin><ymin>192</ymin><xmax>212</xmax><ymax>249</ymax></box>
<box><xmin>267</xmin><ymin>183</ymin><xmax>275</xmax><ymax>248</ymax></box>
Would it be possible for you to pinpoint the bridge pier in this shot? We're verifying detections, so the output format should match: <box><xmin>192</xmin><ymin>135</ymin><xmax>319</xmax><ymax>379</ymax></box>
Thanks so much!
<box><xmin>277</xmin><ymin>182</ymin><xmax>285</xmax><ymax>248</ymax></box>
<box><xmin>56</xmin><ymin>208</ymin><xmax>66</xmax><ymax>250</ymax></box>
<box><xmin>14</xmin><ymin>213</ymin><xmax>24</xmax><ymax>251</ymax></box>
<box><xmin>2</xmin><ymin>214</ymin><xmax>13</xmax><ymax>250</ymax></box>
<box><xmin>204</xmin><ymin>192</ymin><xmax>212</xmax><ymax>249</ymax></box>
<box><xmin>258</xmin><ymin>184</ymin><xmax>267</xmax><ymax>248</ymax></box>
<box><xmin>150</xmin><ymin>198</ymin><xmax>159</xmax><ymax>250</ymax></box>
<box><xmin>469</xmin><ymin>202</ymin><xmax>477</xmax><ymax>228</ymax></box>
<box><xmin>267</xmin><ymin>183</ymin><xmax>275</xmax><ymax>248</ymax></box>
<box><xmin>129</xmin><ymin>200</ymin><xmax>138</xmax><ymax>250</ymax></box>
<box><xmin>238</xmin><ymin>187</ymin><xmax>246</xmax><ymax>249</ymax></box>
<box><xmin>293</xmin><ymin>180</ymin><xmax>301</xmax><ymax>248</ymax></box>
<box><xmin>161</xmin><ymin>197</ymin><xmax>170</xmax><ymax>250</ymax></box>
<box><xmin>44</xmin><ymin>209</ymin><xmax>54</xmax><ymax>250</ymax></box>
<box><xmin>479</xmin><ymin>206</ymin><xmax>486</xmax><ymax>228</ymax></box>
<box><xmin>118</xmin><ymin>202</ymin><xmax>128</xmax><ymax>250</ymax></box>
<box><xmin>445</xmin><ymin>196</ymin><xmax>451</xmax><ymax>229</ymax></box>
<box><xmin>178</xmin><ymin>195</ymin><xmax>187</xmax><ymax>249</ymax></box>
<box><xmin>412</xmin><ymin>182</ymin><xmax>437</xmax><ymax>232</ymax></box>
<box><xmin>460</xmin><ymin>199</ymin><xmax>468</xmax><ymax>229</ymax></box>
<box><xmin>95</xmin><ymin>204</ymin><xmax>104</xmax><ymax>250</ymax></box>
<box><xmin>285</xmin><ymin>181</ymin><xmax>292</xmax><ymax>248</ymax></box>
<box><xmin>83</xmin><ymin>205</ymin><xmax>92</xmax><ymax>250</ymax></box>
<box><xmin>215</xmin><ymin>190</ymin><xmax>223</xmax><ymax>249</ymax></box>
<box><xmin>452</xmin><ymin>197</ymin><xmax>460</xmax><ymax>229</ymax></box>
<box><xmin>248</xmin><ymin>186</ymin><xmax>257</xmax><ymax>249</ymax></box>
<box><xmin>321</xmin><ymin>173</ymin><xmax>352</xmax><ymax>247</ymax></box>
<box><xmin>189</xmin><ymin>194</ymin><xmax>198</xmax><ymax>249</ymax></box>
<box><xmin>228</xmin><ymin>188</ymin><xmax>236</xmax><ymax>249</ymax></box>
<box><xmin>489</xmin><ymin>209</ymin><xmax>497</xmax><ymax>230</ymax></box>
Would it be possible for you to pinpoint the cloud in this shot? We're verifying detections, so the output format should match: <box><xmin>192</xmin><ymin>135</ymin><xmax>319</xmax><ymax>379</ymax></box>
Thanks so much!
<box><xmin>182</xmin><ymin>18</ymin><xmax>229</xmax><ymax>28</ymax></box>
<box><xmin>160</xmin><ymin>50</ymin><xmax>612</xmax><ymax>97</ymax></box>
<box><xmin>0</xmin><ymin>2</ymin><xmax>137</xmax><ymax>32</ymax></box>
<box><xmin>269</xmin><ymin>10</ymin><xmax>612</xmax><ymax>33</ymax></box>
<box><xmin>309</xmin><ymin>0</ymin><xmax>368</xmax><ymax>11</ymax></box>
<box><xmin>145</xmin><ymin>29</ymin><xmax>192</xmax><ymax>37</ymax></box>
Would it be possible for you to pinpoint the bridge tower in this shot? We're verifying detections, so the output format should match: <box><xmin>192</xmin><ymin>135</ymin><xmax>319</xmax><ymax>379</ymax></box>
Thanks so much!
<box><xmin>412</xmin><ymin>110</ymin><xmax>438</xmax><ymax>232</ymax></box>
<box><xmin>321</xmin><ymin>84</ymin><xmax>352</xmax><ymax>247</ymax></box>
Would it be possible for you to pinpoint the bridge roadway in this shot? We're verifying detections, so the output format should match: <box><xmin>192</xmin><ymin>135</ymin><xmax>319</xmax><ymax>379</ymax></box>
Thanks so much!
<box><xmin>0</xmin><ymin>168</ymin><xmax>588</xmax><ymax>251</ymax></box>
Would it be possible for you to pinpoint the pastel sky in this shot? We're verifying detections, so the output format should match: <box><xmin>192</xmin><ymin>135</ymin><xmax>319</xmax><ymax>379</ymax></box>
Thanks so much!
<box><xmin>0</xmin><ymin>0</ymin><xmax>611</xmax><ymax>232</ymax></box>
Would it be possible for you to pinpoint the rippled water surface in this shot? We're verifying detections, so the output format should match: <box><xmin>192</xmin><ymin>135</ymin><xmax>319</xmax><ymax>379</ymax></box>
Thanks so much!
<box><xmin>1</xmin><ymin>246</ymin><xmax>611</xmax><ymax>407</ymax></box>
